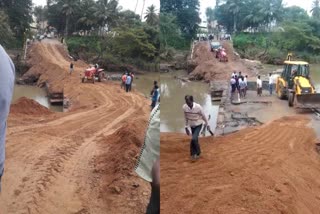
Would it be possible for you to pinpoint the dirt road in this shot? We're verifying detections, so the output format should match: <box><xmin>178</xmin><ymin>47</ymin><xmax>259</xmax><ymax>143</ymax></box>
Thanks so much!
<box><xmin>0</xmin><ymin>40</ymin><xmax>151</xmax><ymax>213</ymax></box>
<box><xmin>189</xmin><ymin>41</ymin><xmax>256</xmax><ymax>81</ymax></box>
<box><xmin>161</xmin><ymin>115</ymin><xmax>320</xmax><ymax>214</ymax></box>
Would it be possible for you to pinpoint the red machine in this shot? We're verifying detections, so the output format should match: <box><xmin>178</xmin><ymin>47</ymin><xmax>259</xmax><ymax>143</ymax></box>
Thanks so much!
<box><xmin>81</xmin><ymin>67</ymin><xmax>105</xmax><ymax>84</ymax></box>
<box><xmin>216</xmin><ymin>48</ymin><xmax>228</xmax><ymax>62</ymax></box>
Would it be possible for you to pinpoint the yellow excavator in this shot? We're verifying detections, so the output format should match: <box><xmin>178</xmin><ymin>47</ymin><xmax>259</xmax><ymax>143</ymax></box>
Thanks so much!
<box><xmin>276</xmin><ymin>53</ymin><xmax>320</xmax><ymax>108</ymax></box>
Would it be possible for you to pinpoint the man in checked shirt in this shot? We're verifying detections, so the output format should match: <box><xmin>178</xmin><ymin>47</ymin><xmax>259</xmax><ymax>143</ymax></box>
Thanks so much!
<box><xmin>183</xmin><ymin>95</ymin><xmax>209</xmax><ymax>160</ymax></box>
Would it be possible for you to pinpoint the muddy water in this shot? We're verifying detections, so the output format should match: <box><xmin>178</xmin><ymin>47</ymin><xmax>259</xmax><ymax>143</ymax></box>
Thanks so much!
<box><xmin>132</xmin><ymin>72</ymin><xmax>160</xmax><ymax>97</ymax></box>
<box><xmin>160</xmin><ymin>71</ymin><xmax>219</xmax><ymax>133</ymax></box>
<box><xmin>311</xmin><ymin>64</ymin><xmax>320</xmax><ymax>91</ymax></box>
<box><xmin>12</xmin><ymin>84</ymin><xmax>63</xmax><ymax>112</ymax></box>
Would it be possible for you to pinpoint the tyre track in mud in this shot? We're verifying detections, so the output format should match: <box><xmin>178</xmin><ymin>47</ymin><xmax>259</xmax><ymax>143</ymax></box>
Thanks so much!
<box><xmin>1</xmin><ymin>40</ymin><xmax>150</xmax><ymax>214</ymax></box>
<box><xmin>7</xmin><ymin>87</ymin><xmax>147</xmax><ymax>214</ymax></box>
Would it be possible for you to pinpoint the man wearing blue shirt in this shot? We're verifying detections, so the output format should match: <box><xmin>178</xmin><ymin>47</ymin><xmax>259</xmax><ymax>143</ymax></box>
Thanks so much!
<box><xmin>0</xmin><ymin>45</ymin><xmax>15</xmax><ymax>192</ymax></box>
<box><xmin>151</xmin><ymin>85</ymin><xmax>159</xmax><ymax>110</ymax></box>
<box><xmin>125</xmin><ymin>73</ymin><xmax>132</xmax><ymax>92</ymax></box>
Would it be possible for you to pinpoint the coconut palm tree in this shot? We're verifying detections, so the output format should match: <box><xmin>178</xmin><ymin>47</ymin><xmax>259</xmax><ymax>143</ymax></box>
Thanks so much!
<box><xmin>94</xmin><ymin>0</ymin><xmax>121</xmax><ymax>35</ymax></box>
<box><xmin>144</xmin><ymin>5</ymin><xmax>158</xmax><ymax>26</ymax></box>
<box><xmin>61</xmin><ymin>0</ymin><xmax>78</xmax><ymax>36</ymax></box>
<box><xmin>140</xmin><ymin>0</ymin><xmax>145</xmax><ymax>21</ymax></box>
<box><xmin>226</xmin><ymin>0</ymin><xmax>241</xmax><ymax>33</ymax></box>
<box><xmin>77</xmin><ymin>0</ymin><xmax>97</xmax><ymax>34</ymax></box>
<box><xmin>134</xmin><ymin>0</ymin><xmax>139</xmax><ymax>13</ymax></box>
<box><xmin>311</xmin><ymin>0</ymin><xmax>320</xmax><ymax>19</ymax></box>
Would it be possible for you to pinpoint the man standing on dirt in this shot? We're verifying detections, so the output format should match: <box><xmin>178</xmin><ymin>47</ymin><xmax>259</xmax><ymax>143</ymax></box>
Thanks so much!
<box><xmin>121</xmin><ymin>73</ymin><xmax>127</xmax><ymax>90</ymax></box>
<box><xmin>135</xmin><ymin>104</ymin><xmax>160</xmax><ymax>214</ymax></box>
<box><xmin>129</xmin><ymin>72</ymin><xmax>134</xmax><ymax>92</ymax></box>
<box><xmin>230</xmin><ymin>77</ymin><xmax>236</xmax><ymax>101</ymax></box>
<box><xmin>69</xmin><ymin>61</ymin><xmax>74</xmax><ymax>75</ymax></box>
<box><xmin>239</xmin><ymin>77</ymin><xmax>246</xmax><ymax>98</ymax></box>
<box><xmin>183</xmin><ymin>95</ymin><xmax>209</xmax><ymax>160</ymax></box>
<box><xmin>244</xmin><ymin>75</ymin><xmax>248</xmax><ymax>97</ymax></box>
<box><xmin>257</xmin><ymin>75</ymin><xmax>262</xmax><ymax>96</ymax></box>
<box><xmin>125</xmin><ymin>73</ymin><xmax>132</xmax><ymax>92</ymax></box>
<box><xmin>268</xmin><ymin>73</ymin><xmax>274</xmax><ymax>95</ymax></box>
<box><xmin>0</xmin><ymin>45</ymin><xmax>15</xmax><ymax>192</ymax></box>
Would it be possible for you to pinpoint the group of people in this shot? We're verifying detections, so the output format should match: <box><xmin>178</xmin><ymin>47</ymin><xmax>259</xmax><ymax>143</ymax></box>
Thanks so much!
<box><xmin>230</xmin><ymin>71</ymin><xmax>248</xmax><ymax>99</ymax></box>
<box><xmin>121</xmin><ymin>72</ymin><xmax>135</xmax><ymax>92</ymax></box>
<box><xmin>257</xmin><ymin>73</ymin><xmax>275</xmax><ymax>96</ymax></box>
<box><xmin>230</xmin><ymin>71</ymin><xmax>276</xmax><ymax>99</ymax></box>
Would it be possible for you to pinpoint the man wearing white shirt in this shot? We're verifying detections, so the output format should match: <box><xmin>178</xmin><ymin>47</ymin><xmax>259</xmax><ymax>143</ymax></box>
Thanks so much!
<box><xmin>256</xmin><ymin>75</ymin><xmax>262</xmax><ymax>96</ymax></box>
<box><xmin>268</xmin><ymin>73</ymin><xmax>274</xmax><ymax>95</ymax></box>
<box><xmin>244</xmin><ymin>75</ymin><xmax>248</xmax><ymax>97</ymax></box>
<box><xmin>183</xmin><ymin>95</ymin><xmax>209</xmax><ymax>160</ymax></box>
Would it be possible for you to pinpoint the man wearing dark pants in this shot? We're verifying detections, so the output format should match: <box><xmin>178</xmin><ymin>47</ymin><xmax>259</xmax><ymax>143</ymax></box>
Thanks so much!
<box><xmin>183</xmin><ymin>95</ymin><xmax>209</xmax><ymax>160</ymax></box>
<box><xmin>125</xmin><ymin>73</ymin><xmax>132</xmax><ymax>92</ymax></box>
<box><xmin>0</xmin><ymin>45</ymin><xmax>15</xmax><ymax>192</ymax></box>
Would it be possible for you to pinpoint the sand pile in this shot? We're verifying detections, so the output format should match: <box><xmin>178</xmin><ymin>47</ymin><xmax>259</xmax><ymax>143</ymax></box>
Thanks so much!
<box><xmin>10</xmin><ymin>97</ymin><xmax>52</xmax><ymax>116</ymax></box>
<box><xmin>94</xmin><ymin>119</ymin><xmax>149</xmax><ymax>213</ymax></box>
<box><xmin>161</xmin><ymin>115</ymin><xmax>320</xmax><ymax>214</ymax></box>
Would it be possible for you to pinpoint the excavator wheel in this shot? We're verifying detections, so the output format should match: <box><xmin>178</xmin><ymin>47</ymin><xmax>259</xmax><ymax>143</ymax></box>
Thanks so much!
<box><xmin>98</xmin><ymin>72</ymin><xmax>105</xmax><ymax>82</ymax></box>
<box><xmin>277</xmin><ymin>84</ymin><xmax>286</xmax><ymax>100</ymax></box>
<box><xmin>288</xmin><ymin>93</ymin><xmax>294</xmax><ymax>107</ymax></box>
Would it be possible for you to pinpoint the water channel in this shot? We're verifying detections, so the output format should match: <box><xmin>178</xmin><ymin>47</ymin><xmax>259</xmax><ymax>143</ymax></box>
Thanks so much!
<box><xmin>12</xmin><ymin>63</ymin><xmax>320</xmax><ymax>131</ymax></box>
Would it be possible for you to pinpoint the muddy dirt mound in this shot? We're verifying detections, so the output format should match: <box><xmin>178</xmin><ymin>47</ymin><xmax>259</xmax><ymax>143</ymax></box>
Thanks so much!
<box><xmin>189</xmin><ymin>41</ymin><xmax>255</xmax><ymax>81</ymax></box>
<box><xmin>161</xmin><ymin>115</ymin><xmax>320</xmax><ymax>214</ymax></box>
<box><xmin>10</xmin><ymin>97</ymin><xmax>52</xmax><ymax>116</ymax></box>
<box><xmin>94</xmin><ymin>118</ymin><xmax>149</xmax><ymax>213</ymax></box>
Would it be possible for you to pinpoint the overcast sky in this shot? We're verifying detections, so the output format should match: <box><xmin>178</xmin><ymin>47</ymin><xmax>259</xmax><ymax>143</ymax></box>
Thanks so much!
<box><xmin>199</xmin><ymin>0</ymin><xmax>313</xmax><ymax>20</ymax></box>
<box><xmin>33</xmin><ymin>0</ymin><xmax>160</xmax><ymax>16</ymax></box>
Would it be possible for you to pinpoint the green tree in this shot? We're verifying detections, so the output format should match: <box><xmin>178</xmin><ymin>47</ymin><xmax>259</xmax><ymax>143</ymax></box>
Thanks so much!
<box><xmin>225</xmin><ymin>0</ymin><xmax>241</xmax><ymax>33</ymax></box>
<box><xmin>77</xmin><ymin>0</ymin><xmax>97</xmax><ymax>34</ymax></box>
<box><xmin>0</xmin><ymin>0</ymin><xmax>33</xmax><ymax>38</ymax></box>
<box><xmin>283</xmin><ymin>6</ymin><xmax>309</xmax><ymax>22</ymax></box>
<box><xmin>311</xmin><ymin>0</ymin><xmax>320</xmax><ymax>19</ymax></box>
<box><xmin>160</xmin><ymin>0</ymin><xmax>200</xmax><ymax>40</ymax></box>
<box><xmin>34</xmin><ymin>6</ymin><xmax>48</xmax><ymax>23</ymax></box>
<box><xmin>94</xmin><ymin>0</ymin><xmax>121</xmax><ymax>34</ymax></box>
<box><xmin>118</xmin><ymin>10</ymin><xmax>141</xmax><ymax>27</ymax></box>
<box><xmin>0</xmin><ymin>10</ymin><xmax>14</xmax><ymax>46</ymax></box>
<box><xmin>61</xmin><ymin>0</ymin><xmax>78</xmax><ymax>36</ymax></box>
<box><xmin>145</xmin><ymin>5</ymin><xmax>158</xmax><ymax>26</ymax></box>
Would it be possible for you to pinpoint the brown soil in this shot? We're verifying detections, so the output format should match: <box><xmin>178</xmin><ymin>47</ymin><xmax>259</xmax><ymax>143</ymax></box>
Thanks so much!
<box><xmin>10</xmin><ymin>97</ymin><xmax>53</xmax><ymax>116</ymax></box>
<box><xmin>190</xmin><ymin>41</ymin><xmax>255</xmax><ymax>81</ymax></box>
<box><xmin>161</xmin><ymin>116</ymin><xmax>320</xmax><ymax>214</ymax></box>
<box><xmin>0</xmin><ymin>39</ymin><xmax>150</xmax><ymax>213</ymax></box>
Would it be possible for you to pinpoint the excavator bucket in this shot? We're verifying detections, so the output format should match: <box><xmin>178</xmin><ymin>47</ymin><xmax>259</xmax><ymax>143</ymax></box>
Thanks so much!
<box><xmin>295</xmin><ymin>94</ymin><xmax>320</xmax><ymax>109</ymax></box>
